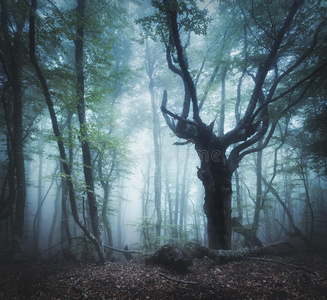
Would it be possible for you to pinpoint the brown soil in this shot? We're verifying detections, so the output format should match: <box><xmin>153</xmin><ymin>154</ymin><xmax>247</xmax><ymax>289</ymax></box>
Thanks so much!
<box><xmin>0</xmin><ymin>251</ymin><xmax>326</xmax><ymax>299</ymax></box>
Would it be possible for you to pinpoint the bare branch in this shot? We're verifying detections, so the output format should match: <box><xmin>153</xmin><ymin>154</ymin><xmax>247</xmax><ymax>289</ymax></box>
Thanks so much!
<box><xmin>242</xmin><ymin>0</ymin><xmax>304</xmax><ymax>126</ymax></box>
<box><xmin>159</xmin><ymin>273</ymin><xmax>199</xmax><ymax>285</ymax></box>
<box><xmin>164</xmin><ymin>0</ymin><xmax>204</xmax><ymax>126</ymax></box>
<box><xmin>251</xmin><ymin>19</ymin><xmax>327</xmax><ymax>124</ymax></box>
<box><xmin>250</xmin><ymin>0</ymin><xmax>275</xmax><ymax>41</ymax></box>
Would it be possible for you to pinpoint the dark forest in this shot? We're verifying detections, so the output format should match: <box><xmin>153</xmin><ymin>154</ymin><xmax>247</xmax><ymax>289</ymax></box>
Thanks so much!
<box><xmin>0</xmin><ymin>0</ymin><xmax>327</xmax><ymax>298</ymax></box>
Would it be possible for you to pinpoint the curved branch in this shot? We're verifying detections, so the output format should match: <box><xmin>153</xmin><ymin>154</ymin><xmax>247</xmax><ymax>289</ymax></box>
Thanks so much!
<box><xmin>166</xmin><ymin>34</ymin><xmax>191</xmax><ymax>120</ymax></box>
<box><xmin>229</xmin><ymin>120</ymin><xmax>277</xmax><ymax>168</ymax></box>
<box><xmin>164</xmin><ymin>0</ymin><xmax>204</xmax><ymax>126</ymax></box>
<box><xmin>161</xmin><ymin>91</ymin><xmax>198</xmax><ymax>129</ymax></box>
<box><xmin>166</xmin><ymin>44</ymin><xmax>183</xmax><ymax>77</ymax></box>
<box><xmin>228</xmin><ymin>66</ymin><xmax>321</xmax><ymax>169</ymax></box>
<box><xmin>241</xmin><ymin>121</ymin><xmax>277</xmax><ymax>158</ymax></box>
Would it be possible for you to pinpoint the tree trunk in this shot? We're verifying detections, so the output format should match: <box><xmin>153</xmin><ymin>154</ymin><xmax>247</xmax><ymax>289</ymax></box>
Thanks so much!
<box><xmin>75</xmin><ymin>0</ymin><xmax>104</xmax><ymax>261</ymax></box>
<box><xmin>60</xmin><ymin>111</ymin><xmax>73</xmax><ymax>259</ymax></box>
<box><xmin>1</xmin><ymin>1</ymin><xmax>27</xmax><ymax>258</ymax></box>
<box><xmin>203</xmin><ymin>182</ymin><xmax>232</xmax><ymax>250</ymax></box>
<box><xmin>48</xmin><ymin>177</ymin><xmax>60</xmax><ymax>257</ymax></box>
<box><xmin>300</xmin><ymin>163</ymin><xmax>314</xmax><ymax>245</ymax></box>
<box><xmin>165</xmin><ymin>173</ymin><xmax>174</xmax><ymax>240</ymax></box>
<box><xmin>102</xmin><ymin>185</ymin><xmax>113</xmax><ymax>247</ymax></box>
<box><xmin>12</xmin><ymin>64</ymin><xmax>26</xmax><ymax>259</ymax></box>
<box><xmin>218</xmin><ymin>68</ymin><xmax>227</xmax><ymax>136</ymax></box>
<box><xmin>1</xmin><ymin>92</ymin><xmax>16</xmax><ymax>251</ymax></box>
<box><xmin>35</xmin><ymin>145</ymin><xmax>44</xmax><ymax>253</ymax></box>
<box><xmin>116</xmin><ymin>181</ymin><xmax>125</xmax><ymax>249</ymax></box>
<box><xmin>145</xmin><ymin>40</ymin><xmax>162</xmax><ymax>243</ymax></box>
<box><xmin>249</xmin><ymin>140</ymin><xmax>264</xmax><ymax>247</ymax></box>
<box><xmin>98</xmin><ymin>154</ymin><xmax>114</xmax><ymax>248</ymax></box>
<box><xmin>179</xmin><ymin>147</ymin><xmax>190</xmax><ymax>239</ymax></box>
<box><xmin>197</xmin><ymin>143</ymin><xmax>232</xmax><ymax>250</ymax></box>
<box><xmin>174</xmin><ymin>146</ymin><xmax>180</xmax><ymax>239</ymax></box>
<box><xmin>234</xmin><ymin>170</ymin><xmax>242</xmax><ymax>220</ymax></box>
<box><xmin>60</xmin><ymin>159</ymin><xmax>73</xmax><ymax>259</ymax></box>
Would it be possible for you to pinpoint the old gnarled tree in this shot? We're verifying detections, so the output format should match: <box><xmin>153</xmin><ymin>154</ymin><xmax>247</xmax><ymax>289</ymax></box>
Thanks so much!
<box><xmin>138</xmin><ymin>0</ymin><xmax>327</xmax><ymax>250</ymax></box>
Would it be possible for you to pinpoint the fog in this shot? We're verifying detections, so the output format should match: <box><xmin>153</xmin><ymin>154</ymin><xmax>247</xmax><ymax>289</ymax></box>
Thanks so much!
<box><xmin>1</xmin><ymin>0</ymin><xmax>327</xmax><ymax>263</ymax></box>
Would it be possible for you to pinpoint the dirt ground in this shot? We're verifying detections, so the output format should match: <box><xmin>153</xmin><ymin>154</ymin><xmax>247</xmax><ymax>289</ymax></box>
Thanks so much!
<box><xmin>0</xmin><ymin>251</ymin><xmax>326</xmax><ymax>299</ymax></box>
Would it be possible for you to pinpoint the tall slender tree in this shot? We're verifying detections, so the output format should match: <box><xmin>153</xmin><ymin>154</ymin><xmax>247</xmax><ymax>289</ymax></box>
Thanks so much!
<box><xmin>74</xmin><ymin>0</ymin><xmax>103</xmax><ymax>256</ymax></box>
<box><xmin>145</xmin><ymin>40</ymin><xmax>162</xmax><ymax>243</ymax></box>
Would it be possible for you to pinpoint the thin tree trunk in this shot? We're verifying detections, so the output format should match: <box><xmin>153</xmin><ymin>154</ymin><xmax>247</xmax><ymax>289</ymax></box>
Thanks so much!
<box><xmin>35</xmin><ymin>145</ymin><xmax>44</xmax><ymax>253</ymax></box>
<box><xmin>141</xmin><ymin>164</ymin><xmax>151</xmax><ymax>249</ymax></box>
<box><xmin>145</xmin><ymin>40</ymin><xmax>162</xmax><ymax>243</ymax></box>
<box><xmin>218</xmin><ymin>68</ymin><xmax>227</xmax><ymax>136</ymax></box>
<box><xmin>98</xmin><ymin>154</ymin><xmax>114</xmax><ymax>247</ymax></box>
<box><xmin>179</xmin><ymin>147</ymin><xmax>190</xmax><ymax>239</ymax></box>
<box><xmin>233</xmin><ymin>170</ymin><xmax>242</xmax><ymax>246</ymax></box>
<box><xmin>174</xmin><ymin>147</ymin><xmax>180</xmax><ymax>239</ymax></box>
<box><xmin>48</xmin><ymin>177</ymin><xmax>60</xmax><ymax>257</ymax></box>
<box><xmin>60</xmin><ymin>163</ymin><xmax>73</xmax><ymax>258</ymax></box>
<box><xmin>60</xmin><ymin>111</ymin><xmax>73</xmax><ymax>258</ymax></box>
<box><xmin>74</xmin><ymin>0</ymin><xmax>104</xmax><ymax>261</ymax></box>
<box><xmin>249</xmin><ymin>140</ymin><xmax>264</xmax><ymax>247</ymax></box>
<box><xmin>165</xmin><ymin>173</ymin><xmax>173</xmax><ymax>240</ymax></box>
<box><xmin>300</xmin><ymin>164</ymin><xmax>314</xmax><ymax>245</ymax></box>
<box><xmin>234</xmin><ymin>170</ymin><xmax>242</xmax><ymax>220</ymax></box>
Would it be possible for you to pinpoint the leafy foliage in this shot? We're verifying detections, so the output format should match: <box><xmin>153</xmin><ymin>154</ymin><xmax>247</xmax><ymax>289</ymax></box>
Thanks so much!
<box><xmin>136</xmin><ymin>0</ymin><xmax>211</xmax><ymax>43</ymax></box>
<box><xmin>303</xmin><ymin>102</ymin><xmax>327</xmax><ymax>177</ymax></box>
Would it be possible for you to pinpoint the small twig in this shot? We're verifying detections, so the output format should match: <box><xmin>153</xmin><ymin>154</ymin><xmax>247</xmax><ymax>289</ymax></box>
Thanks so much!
<box><xmin>71</xmin><ymin>278</ymin><xmax>81</xmax><ymax>292</ymax></box>
<box><xmin>106</xmin><ymin>262</ymin><xmax>122</xmax><ymax>271</ymax></box>
<box><xmin>159</xmin><ymin>273</ymin><xmax>199</xmax><ymax>285</ymax></box>
<box><xmin>73</xmin><ymin>278</ymin><xmax>80</xmax><ymax>286</ymax></box>
<box><xmin>243</xmin><ymin>257</ymin><xmax>316</xmax><ymax>274</ymax></box>
<box><xmin>71</xmin><ymin>278</ymin><xmax>88</xmax><ymax>299</ymax></box>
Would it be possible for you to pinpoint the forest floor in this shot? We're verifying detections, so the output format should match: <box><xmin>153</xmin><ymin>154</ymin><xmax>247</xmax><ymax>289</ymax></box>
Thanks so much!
<box><xmin>0</xmin><ymin>250</ymin><xmax>327</xmax><ymax>299</ymax></box>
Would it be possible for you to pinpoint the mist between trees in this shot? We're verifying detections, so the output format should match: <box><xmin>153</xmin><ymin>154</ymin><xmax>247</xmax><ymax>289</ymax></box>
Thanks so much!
<box><xmin>0</xmin><ymin>0</ymin><xmax>326</xmax><ymax>263</ymax></box>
